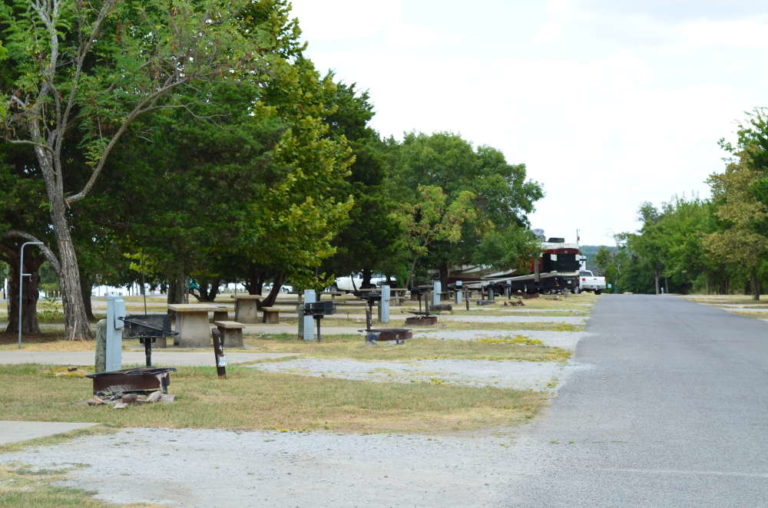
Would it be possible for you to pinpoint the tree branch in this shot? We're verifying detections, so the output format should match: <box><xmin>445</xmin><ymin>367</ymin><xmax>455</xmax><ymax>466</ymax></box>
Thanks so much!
<box><xmin>1</xmin><ymin>231</ymin><xmax>61</xmax><ymax>275</ymax></box>
<box><xmin>59</xmin><ymin>0</ymin><xmax>118</xmax><ymax>146</ymax></box>
<box><xmin>66</xmin><ymin>80</ymin><xmax>189</xmax><ymax>205</ymax></box>
<box><xmin>5</xmin><ymin>139</ymin><xmax>55</xmax><ymax>153</ymax></box>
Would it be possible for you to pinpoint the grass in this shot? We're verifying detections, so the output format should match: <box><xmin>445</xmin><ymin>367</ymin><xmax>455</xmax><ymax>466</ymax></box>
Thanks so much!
<box><xmin>683</xmin><ymin>295</ymin><xmax>768</xmax><ymax>306</ymax></box>
<box><xmin>0</xmin><ymin>364</ymin><xmax>547</xmax><ymax>435</ymax></box>
<box><xmin>730</xmin><ymin>311</ymin><xmax>768</xmax><ymax>319</ymax></box>
<box><xmin>462</xmin><ymin>309</ymin><xmax>590</xmax><ymax>317</ymax></box>
<box><xmin>244</xmin><ymin>334</ymin><xmax>571</xmax><ymax>362</ymax></box>
<box><xmin>0</xmin><ymin>464</ymin><xmax>113</xmax><ymax>508</ymax></box>
<box><xmin>429</xmin><ymin>320</ymin><xmax>585</xmax><ymax>332</ymax></box>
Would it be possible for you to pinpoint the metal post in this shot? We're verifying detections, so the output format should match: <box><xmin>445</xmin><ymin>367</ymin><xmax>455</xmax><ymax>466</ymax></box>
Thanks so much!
<box><xmin>432</xmin><ymin>281</ymin><xmax>441</xmax><ymax>307</ymax></box>
<box><xmin>378</xmin><ymin>285</ymin><xmax>390</xmax><ymax>324</ymax></box>
<box><xmin>211</xmin><ymin>328</ymin><xmax>227</xmax><ymax>378</ymax></box>
<box><xmin>106</xmin><ymin>295</ymin><xmax>126</xmax><ymax>371</ymax></box>
<box><xmin>455</xmin><ymin>281</ymin><xmax>463</xmax><ymax>305</ymax></box>
<box><xmin>18</xmin><ymin>241</ymin><xmax>43</xmax><ymax>349</ymax></box>
<box><xmin>302</xmin><ymin>289</ymin><xmax>316</xmax><ymax>341</ymax></box>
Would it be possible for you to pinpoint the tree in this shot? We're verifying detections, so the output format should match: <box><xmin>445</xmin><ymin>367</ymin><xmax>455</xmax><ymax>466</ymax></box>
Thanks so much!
<box><xmin>702</xmin><ymin>109</ymin><xmax>768</xmax><ymax>300</ymax></box>
<box><xmin>388</xmin><ymin>133</ymin><xmax>542</xmax><ymax>287</ymax></box>
<box><xmin>705</xmin><ymin>159</ymin><xmax>768</xmax><ymax>300</ymax></box>
<box><xmin>321</xmin><ymin>83</ymin><xmax>401</xmax><ymax>288</ymax></box>
<box><xmin>390</xmin><ymin>185</ymin><xmax>477</xmax><ymax>288</ymax></box>
<box><xmin>0</xmin><ymin>0</ymin><xmax>305</xmax><ymax>338</ymax></box>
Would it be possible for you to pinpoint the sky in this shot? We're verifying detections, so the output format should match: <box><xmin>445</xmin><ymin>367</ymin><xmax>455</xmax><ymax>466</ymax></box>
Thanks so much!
<box><xmin>289</xmin><ymin>0</ymin><xmax>768</xmax><ymax>246</ymax></box>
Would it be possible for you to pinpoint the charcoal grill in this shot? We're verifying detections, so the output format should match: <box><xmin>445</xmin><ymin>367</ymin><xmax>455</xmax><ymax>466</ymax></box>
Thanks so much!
<box><xmin>121</xmin><ymin>314</ymin><xmax>177</xmax><ymax>367</ymax></box>
<box><xmin>355</xmin><ymin>290</ymin><xmax>381</xmax><ymax>317</ymax></box>
<box><xmin>304</xmin><ymin>301</ymin><xmax>336</xmax><ymax>342</ymax></box>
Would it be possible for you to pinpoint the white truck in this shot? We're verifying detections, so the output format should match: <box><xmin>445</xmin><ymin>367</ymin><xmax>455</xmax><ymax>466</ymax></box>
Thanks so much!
<box><xmin>332</xmin><ymin>274</ymin><xmax>392</xmax><ymax>293</ymax></box>
<box><xmin>578</xmin><ymin>270</ymin><xmax>606</xmax><ymax>294</ymax></box>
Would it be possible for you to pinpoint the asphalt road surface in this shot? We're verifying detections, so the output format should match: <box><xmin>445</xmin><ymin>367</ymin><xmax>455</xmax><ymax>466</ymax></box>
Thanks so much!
<box><xmin>503</xmin><ymin>294</ymin><xmax>768</xmax><ymax>507</ymax></box>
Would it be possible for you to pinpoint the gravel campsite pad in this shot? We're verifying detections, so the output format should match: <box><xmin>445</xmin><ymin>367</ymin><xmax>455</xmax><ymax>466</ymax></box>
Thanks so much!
<box><xmin>0</xmin><ymin>428</ymin><xmax>529</xmax><ymax>507</ymax></box>
<box><xmin>248</xmin><ymin>357</ymin><xmax>586</xmax><ymax>390</ymax></box>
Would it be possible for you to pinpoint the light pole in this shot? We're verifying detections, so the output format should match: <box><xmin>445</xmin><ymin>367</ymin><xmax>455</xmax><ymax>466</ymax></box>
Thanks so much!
<box><xmin>18</xmin><ymin>241</ymin><xmax>43</xmax><ymax>349</ymax></box>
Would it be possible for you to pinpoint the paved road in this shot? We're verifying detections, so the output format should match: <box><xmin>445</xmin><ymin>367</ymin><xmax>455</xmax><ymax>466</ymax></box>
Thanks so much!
<box><xmin>502</xmin><ymin>294</ymin><xmax>768</xmax><ymax>507</ymax></box>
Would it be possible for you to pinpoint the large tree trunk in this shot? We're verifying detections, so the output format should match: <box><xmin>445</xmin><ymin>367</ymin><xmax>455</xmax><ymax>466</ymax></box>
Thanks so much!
<box><xmin>198</xmin><ymin>278</ymin><xmax>220</xmax><ymax>302</ymax></box>
<box><xmin>243</xmin><ymin>267</ymin><xmax>264</xmax><ymax>295</ymax></box>
<box><xmin>52</xmin><ymin>212</ymin><xmax>92</xmax><ymax>340</ymax></box>
<box><xmin>4</xmin><ymin>254</ymin><xmax>43</xmax><ymax>335</ymax></box>
<box><xmin>80</xmin><ymin>272</ymin><xmax>95</xmax><ymax>321</ymax></box>
<box><xmin>167</xmin><ymin>275</ymin><xmax>187</xmax><ymax>305</ymax></box>
<box><xmin>439</xmin><ymin>262</ymin><xmax>450</xmax><ymax>299</ymax></box>
<box><xmin>654</xmin><ymin>268</ymin><xmax>660</xmax><ymax>295</ymax></box>
<box><xmin>260</xmin><ymin>273</ymin><xmax>285</xmax><ymax>308</ymax></box>
<box><xmin>361</xmin><ymin>268</ymin><xmax>372</xmax><ymax>289</ymax></box>
<box><xmin>37</xmin><ymin>136</ymin><xmax>92</xmax><ymax>340</ymax></box>
<box><xmin>751</xmin><ymin>270</ymin><xmax>761</xmax><ymax>301</ymax></box>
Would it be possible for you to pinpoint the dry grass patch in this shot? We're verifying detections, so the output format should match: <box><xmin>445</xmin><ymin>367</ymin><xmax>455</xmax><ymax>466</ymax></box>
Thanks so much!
<box><xmin>461</xmin><ymin>308</ymin><xmax>589</xmax><ymax>317</ymax></box>
<box><xmin>683</xmin><ymin>295</ymin><xmax>768</xmax><ymax>306</ymax></box>
<box><xmin>730</xmin><ymin>311</ymin><xmax>768</xmax><ymax>319</ymax></box>
<box><xmin>428</xmin><ymin>320</ymin><xmax>585</xmax><ymax>332</ymax></box>
<box><xmin>0</xmin><ymin>365</ymin><xmax>547</xmax><ymax>434</ymax></box>
<box><xmin>0</xmin><ymin>464</ymin><xmax>115</xmax><ymax>508</ymax></box>
<box><xmin>0</xmin><ymin>332</ymin><xmax>92</xmax><ymax>352</ymax></box>
<box><xmin>244</xmin><ymin>334</ymin><xmax>571</xmax><ymax>362</ymax></box>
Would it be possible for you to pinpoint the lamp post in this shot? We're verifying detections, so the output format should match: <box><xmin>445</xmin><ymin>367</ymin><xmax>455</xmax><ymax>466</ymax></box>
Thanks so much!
<box><xmin>18</xmin><ymin>241</ymin><xmax>43</xmax><ymax>349</ymax></box>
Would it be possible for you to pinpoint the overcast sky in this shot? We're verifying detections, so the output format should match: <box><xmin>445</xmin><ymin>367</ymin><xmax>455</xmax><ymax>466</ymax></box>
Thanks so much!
<box><xmin>289</xmin><ymin>0</ymin><xmax>768</xmax><ymax>245</ymax></box>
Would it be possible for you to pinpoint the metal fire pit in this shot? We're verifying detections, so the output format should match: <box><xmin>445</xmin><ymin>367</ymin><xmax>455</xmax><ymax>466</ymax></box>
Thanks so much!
<box><xmin>121</xmin><ymin>314</ymin><xmax>177</xmax><ymax>367</ymax></box>
<box><xmin>86</xmin><ymin>367</ymin><xmax>176</xmax><ymax>395</ymax></box>
<box><xmin>405</xmin><ymin>315</ymin><xmax>437</xmax><ymax>326</ymax></box>
<box><xmin>360</xmin><ymin>306</ymin><xmax>412</xmax><ymax>344</ymax></box>
<box><xmin>304</xmin><ymin>301</ymin><xmax>336</xmax><ymax>342</ymax></box>
<box><xmin>364</xmin><ymin>328</ymin><xmax>413</xmax><ymax>345</ymax></box>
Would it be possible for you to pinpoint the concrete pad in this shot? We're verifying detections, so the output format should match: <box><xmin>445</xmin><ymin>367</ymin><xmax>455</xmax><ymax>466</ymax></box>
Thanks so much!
<box><xmin>0</xmin><ymin>420</ymin><xmax>97</xmax><ymax>446</ymax></box>
<box><xmin>0</xmin><ymin>351</ymin><xmax>297</xmax><ymax>367</ymax></box>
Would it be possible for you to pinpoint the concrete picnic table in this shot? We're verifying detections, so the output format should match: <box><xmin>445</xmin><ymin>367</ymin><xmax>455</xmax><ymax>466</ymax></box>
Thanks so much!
<box><xmin>168</xmin><ymin>303</ymin><xmax>218</xmax><ymax>347</ymax></box>
<box><xmin>232</xmin><ymin>294</ymin><xmax>262</xmax><ymax>324</ymax></box>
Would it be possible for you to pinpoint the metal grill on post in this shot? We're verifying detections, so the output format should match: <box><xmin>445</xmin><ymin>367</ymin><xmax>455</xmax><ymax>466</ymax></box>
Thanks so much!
<box><xmin>121</xmin><ymin>314</ymin><xmax>177</xmax><ymax>367</ymax></box>
<box><xmin>303</xmin><ymin>301</ymin><xmax>336</xmax><ymax>342</ymax></box>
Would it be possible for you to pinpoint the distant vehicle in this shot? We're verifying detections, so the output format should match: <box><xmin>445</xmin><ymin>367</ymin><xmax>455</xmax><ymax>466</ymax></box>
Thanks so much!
<box><xmin>263</xmin><ymin>283</ymin><xmax>293</xmax><ymax>293</ymax></box>
<box><xmin>578</xmin><ymin>270</ymin><xmax>606</xmax><ymax>294</ymax></box>
<box><xmin>332</xmin><ymin>274</ymin><xmax>393</xmax><ymax>293</ymax></box>
<box><xmin>505</xmin><ymin>237</ymin><xmax>582</xmax><ymax>294</ymax></box>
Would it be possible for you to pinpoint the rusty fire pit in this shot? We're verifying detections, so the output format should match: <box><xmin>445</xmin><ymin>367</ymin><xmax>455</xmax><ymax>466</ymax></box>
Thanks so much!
<box><xmin>360</xmin><ymin>307</ymin><xmax>412</xmax><ymax>345</ymax></box>
<box><xmin>405</xmin><ymin>315</ymin><xmax>437</xmax><ymax>326</ymax></box>
<box><xmin>364</xmin><ymin>328</ymin><xmax>413</xmax><ymax>345</ymax></box>
<box><xmin>86</xmin><ymin>367</ymin><xmax>176</xmax><ymax>395</ymax></box>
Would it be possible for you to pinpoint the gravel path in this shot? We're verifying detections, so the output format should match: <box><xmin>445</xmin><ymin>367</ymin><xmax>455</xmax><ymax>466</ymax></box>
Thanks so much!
<box><xmin>248</xmin><ymin>357</ymin><xmax>586</xmax><ymax>390</ymax></box>
<box><xmin>0</xmin><ymin>428</ymin><xmax>525</xmax><ymax>507</ymax></box>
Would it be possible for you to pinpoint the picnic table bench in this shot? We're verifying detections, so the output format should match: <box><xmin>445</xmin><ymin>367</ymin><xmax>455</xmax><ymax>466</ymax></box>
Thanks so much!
<box><xmin>261</xmin><ymin>307</ymin><xmax>280</xmax><ymax>324</ymax></box>
<box><xmin>213</xmin><ymin>320</ymin><xmax>245</xmax><ymax>347</ymax></box>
